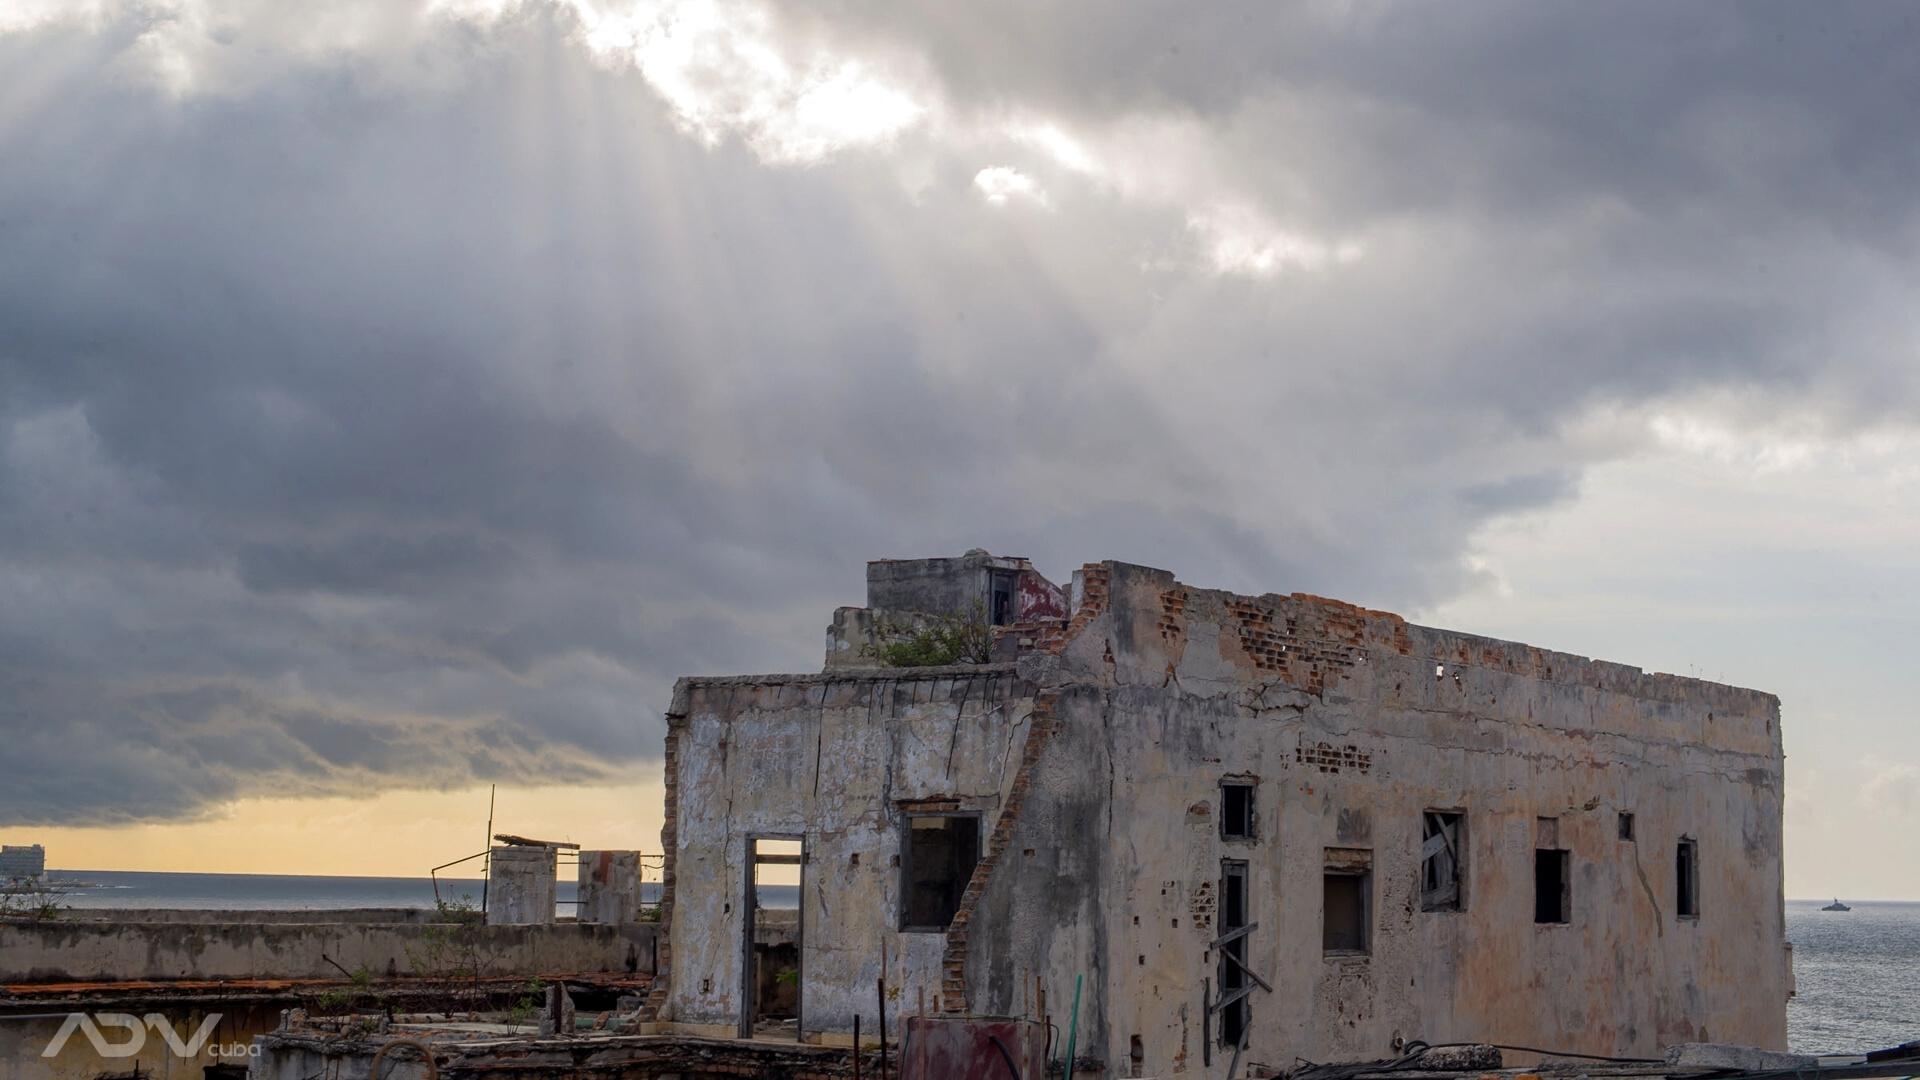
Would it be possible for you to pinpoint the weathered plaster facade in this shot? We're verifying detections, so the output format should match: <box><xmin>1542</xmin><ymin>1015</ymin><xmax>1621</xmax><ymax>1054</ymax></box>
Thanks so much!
<box><xmin>655</xmin><ymin>556</ymin><xmax>1790</xmax><ymax>1075</ymax></box>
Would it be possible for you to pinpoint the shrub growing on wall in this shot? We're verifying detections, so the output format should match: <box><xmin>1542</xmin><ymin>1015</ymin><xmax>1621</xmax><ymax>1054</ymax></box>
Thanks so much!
<box><xmin>867</xmin><ymin>603</ymin><xmax>993</xmax><ymax>666</ymax></box>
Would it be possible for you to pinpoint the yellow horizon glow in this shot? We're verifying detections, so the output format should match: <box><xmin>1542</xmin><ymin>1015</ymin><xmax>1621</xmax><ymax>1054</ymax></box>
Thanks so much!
<box><xmin>22</xmin><ymin>780</ymin><xmax>666</xmax><ymax>879</ymax></box>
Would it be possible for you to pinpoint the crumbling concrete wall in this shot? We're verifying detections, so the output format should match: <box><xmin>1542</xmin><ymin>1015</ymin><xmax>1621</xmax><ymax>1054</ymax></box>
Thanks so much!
<box><xmin>1038</xmin><ymin>561</ymin><xmax>1789</xmax><ymax>1073</ymax></box>
<box><xmin>865</xmin><ymin>551</ymin><xmax>1022</xmax><ymax>620</ymax></box>
<box><xmin>661</xmin><ymin>666</ymin><xmax>1038</xmax><ymax>1035</ymax></box>
<box><xmin>578</xmin><ymin>850</ymin><xmax>646</xmax><ymax>924</ymax></box>
<box><xmin>487</xmin><ymin>844</ymin><xmax>557</xmax><ymax>926</ymax></box>
<box><xmin>660</xmin><ymin>557</ymin><xmax>1789</xmax><ymax>1072</ymax></box>
<box><xmin>0</xmin><ymin>920</ymin><xmax>655</xmax><ymax>982</ymax></box>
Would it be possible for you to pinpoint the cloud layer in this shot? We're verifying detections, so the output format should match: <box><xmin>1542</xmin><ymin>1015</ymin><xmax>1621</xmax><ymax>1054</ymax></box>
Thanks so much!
<box><xmin>2</xmin><ymin>0</ymin><xmax>1916</xmax><ymax>825</ymax></box>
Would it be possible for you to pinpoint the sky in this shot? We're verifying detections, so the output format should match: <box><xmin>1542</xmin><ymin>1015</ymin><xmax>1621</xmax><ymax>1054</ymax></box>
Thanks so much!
<box><xmin>0</xmin><ymin>0</ymin><xmax>1916</xmax><ymax>899</ymax></box>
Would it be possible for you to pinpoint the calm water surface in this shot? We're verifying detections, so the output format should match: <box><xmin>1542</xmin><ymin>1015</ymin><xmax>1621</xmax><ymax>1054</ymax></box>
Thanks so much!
<box><xmin>1785</xmin><ymin>898</ymin><xmax>1920</xmax><ymax>1053</ymax></box>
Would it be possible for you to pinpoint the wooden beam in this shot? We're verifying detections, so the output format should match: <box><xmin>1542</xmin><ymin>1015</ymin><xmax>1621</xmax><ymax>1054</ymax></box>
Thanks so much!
<box><xmin>1220</xmin><ymin>948</ymin><xmax>1273</xmax><ymax>993</ymax></box>
<box><xmin>1209</xmin><ymin>921</ymin><xmax>1257</xmax><ymax>949</ymax></box>
<box><xmin>1210</xmin><ymin>984</ymin><xmax>1254</xmax><ymax>1015</ymax></box>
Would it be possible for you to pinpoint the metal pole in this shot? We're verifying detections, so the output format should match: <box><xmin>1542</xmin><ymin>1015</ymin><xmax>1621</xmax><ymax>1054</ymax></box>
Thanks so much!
<box><xmin>479</xmin><ymin>784</ymin><xmax>495</xmax><ymax>921</ymax></box>
<box><xmin>854</xmin><ymin>1014</ymin><xmax>862</xmax><ymax>1080</ymax></box>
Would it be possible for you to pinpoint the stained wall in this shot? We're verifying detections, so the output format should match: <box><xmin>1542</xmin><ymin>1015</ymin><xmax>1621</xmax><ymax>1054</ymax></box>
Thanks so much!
<box><xmin>659</xmin><ymin>559</ymin><xmax>1789</xmax><ymax>1075</ymax></box>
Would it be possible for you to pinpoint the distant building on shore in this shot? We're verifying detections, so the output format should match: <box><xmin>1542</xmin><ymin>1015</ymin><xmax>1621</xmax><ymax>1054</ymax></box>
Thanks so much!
<box><xmin>0</xmin><ymin>844</ymin><xmax>46</xmax><ymax>882</ymax></box>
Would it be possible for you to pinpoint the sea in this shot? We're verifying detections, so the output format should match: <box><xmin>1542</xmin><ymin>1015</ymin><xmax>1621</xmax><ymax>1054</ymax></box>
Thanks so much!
<box><xmin>31</xmin><ymin>874</ymin><xmax>1915</xmax><ymax>1054</ymax></box>
<box><xmin>1784</xmin><ymin>899</ymin><xmax>1920</xmax><ymax>1054</ymax></box>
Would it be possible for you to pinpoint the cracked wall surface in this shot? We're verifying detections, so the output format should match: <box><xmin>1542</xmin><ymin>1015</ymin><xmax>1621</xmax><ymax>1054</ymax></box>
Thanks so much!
<box><xmin>661</xmin><ymin>666</ymin><xmax>1039</xmax><ymax>1033</ymax></box>
<box><xmin>658</xmin><ymin>558</ymin><xmax>1789</xmax><ymax>1073</ymax></box>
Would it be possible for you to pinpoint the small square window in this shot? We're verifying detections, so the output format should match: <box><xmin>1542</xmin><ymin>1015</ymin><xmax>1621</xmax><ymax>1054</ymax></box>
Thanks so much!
<box><xmin>1221</xmin><ymin>781</ymin><xmax>1256</xmax><ymax>841</ymax></box>
<box><xmin>1618</xmin><ymin>812</ymin><xmax>1635</xmax><ymax>841</ymax></box>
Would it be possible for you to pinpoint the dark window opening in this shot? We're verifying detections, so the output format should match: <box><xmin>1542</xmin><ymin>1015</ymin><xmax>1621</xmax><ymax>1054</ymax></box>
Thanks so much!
<box><xmin>901</xmin><ymin>815</ymin><xmax>980</xmax><ymax>930</ymax></box>
<box><xmin>1534</xmin><ymin>848</ymin><xmax>1569</xmax><ymax>924</ymax></box>
<box><xmin>1324</xmin><ymin>873</ymin><xmax>1369</xmax><ymax>952</ymax></box>
<box><xmin>1618</xmin><ymin>812</ymin><xmax>1635</xmax><ymax>841</ymax></box>
<box><xmin>1421</xmin><ymin>810</ymin><xmax>1464</xmax><ymax>912</ymax></box>
<box><xmin>989</xmin><ymin>570</ymin><xmax>1016</xmax><ymax>626</ymax></box>
<box><xmin>1676</xmin><ymin>838</ymin><xmax>1699</xmax><ymax>919</ymax></box>
<box><xmin>1217</xmin><ymin>860</ymin><xmax>1249</xmax><ymax>1047</ymax></box>
<box><xmin>1221</xmin><ymin>781</ymin><xmax>1256</xmax><ymax>841</ymax></box>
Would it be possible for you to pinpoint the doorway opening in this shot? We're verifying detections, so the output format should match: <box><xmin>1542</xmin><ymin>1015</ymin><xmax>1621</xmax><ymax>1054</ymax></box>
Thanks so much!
<box><xmin>741</xmin><ymin>835</ymin><xmax>804</xmax><ymax>1040</ymax></box>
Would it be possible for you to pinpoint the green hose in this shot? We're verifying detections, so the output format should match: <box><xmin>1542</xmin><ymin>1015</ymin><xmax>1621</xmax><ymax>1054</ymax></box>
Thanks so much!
<box><xmin>1060</xmin><ymin>973</ymin><xmax>1082</xmax><ymax>1078</ymax></box>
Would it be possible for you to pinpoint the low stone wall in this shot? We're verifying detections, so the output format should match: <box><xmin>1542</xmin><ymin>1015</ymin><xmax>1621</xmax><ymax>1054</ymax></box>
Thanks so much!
<box><xmin>0</xmin><ymin>918</ymin><xmax>657</xmax><ymax>983</ymax></box>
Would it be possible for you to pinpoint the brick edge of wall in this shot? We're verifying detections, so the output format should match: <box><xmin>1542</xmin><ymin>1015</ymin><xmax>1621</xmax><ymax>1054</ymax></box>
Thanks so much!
<box><xmin>639</xmin><ymin>717</ymin><xmax>682</xmax><ymax>1020</ymax></box>
<box><xmin>940</xmin><ymin>688</ymin><xmax>1061</xmax><ymax>1013</ymax></box>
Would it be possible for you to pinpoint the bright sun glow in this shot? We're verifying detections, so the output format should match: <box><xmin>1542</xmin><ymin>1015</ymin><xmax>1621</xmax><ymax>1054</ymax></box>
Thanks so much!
<box><xmin>974</xmin><ymin>166</ymin><xmax>1048</xmax><ymax>206</ymax></box>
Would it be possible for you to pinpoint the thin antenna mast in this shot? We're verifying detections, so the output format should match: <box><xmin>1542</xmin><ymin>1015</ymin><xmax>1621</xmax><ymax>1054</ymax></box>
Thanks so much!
<box><xmin>479</xmin><ymin>783</ymin><xmax>496</xmax><ymax>920</ymax></box>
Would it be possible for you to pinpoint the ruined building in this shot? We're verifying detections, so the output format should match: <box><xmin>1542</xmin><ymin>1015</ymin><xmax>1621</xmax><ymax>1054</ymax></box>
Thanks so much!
<box><xmin>650</xmin><ymin>551</ymin><xmax>1791</xmax><ymax>1076</ymax></box>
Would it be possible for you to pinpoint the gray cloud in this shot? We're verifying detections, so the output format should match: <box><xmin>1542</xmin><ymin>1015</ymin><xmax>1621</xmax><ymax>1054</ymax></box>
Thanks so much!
<box><xmin>0</xmin><ymin>0</ymin><xmax>1914</xmax><ymax>825</ymax></box>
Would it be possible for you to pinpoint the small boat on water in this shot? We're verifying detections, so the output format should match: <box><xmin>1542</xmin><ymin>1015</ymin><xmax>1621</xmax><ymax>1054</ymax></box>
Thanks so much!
<box><xmin>1821</xmin><ymin>898</ymin><xmax>1851</xmax><ymax>911</ymax></box>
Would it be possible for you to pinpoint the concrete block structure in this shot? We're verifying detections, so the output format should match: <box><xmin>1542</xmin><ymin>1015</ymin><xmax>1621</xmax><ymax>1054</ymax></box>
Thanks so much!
<box><xmin>486</xmin><ymin>843</ymin><xmax>558</xmax><ymax>926</ymax></box>
<box><xmin>651</xmin><ymin>554</ymin><xmax>1791</xmax><ymax>1072</ymax></box>
<box><xmin>578</xmin><ymin>849</ymin><xmax>646</xmax><ymax>924</ymax></box>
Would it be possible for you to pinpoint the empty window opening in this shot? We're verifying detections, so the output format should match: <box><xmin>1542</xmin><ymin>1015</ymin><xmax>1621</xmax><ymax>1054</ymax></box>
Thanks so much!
<box><xmin>1323</xmin><ymin>848</ymin><xmax>1371</xmax><ymax>953</ymax></box>
<box><xmin>1324</xmin><ymin>875</ymin><xmax>1369</xmax><ymax>951</ymax></box>
<box><xmin>900</xmin><ymin>815</ymin><xmax>980</xmax><ymax>931</ymax></box>
<box><xmin>1217</xmin><ymin>860</ymin><xmax>1249</xmax><ymax>1047</ymax></box>
<box><xmin>1534</xmin><ymin>848</ymin><xmax>1570</xmax><ymax>924</ymax></box>
<box><xmin>1676</xmin><ymin>838</ymin><xmax>1699</xmax><ymax>919</ymax></box>
<box><xmin>1221</xmin><ymin>781</ymin><xmax>1256</xmax><ymax>841</ymax></box>
<box><xmin>1618</xmin><ymin>812</ymin><xmax>1635</xmax><ymax>841</ymax></box>
<box><xmin>1421</xmin><ymin>811</ymin><xmax>1465</xmax><ymax>912</ymax></box>
<box><xmin>989</xmin><ymin>569</ymin><xmax>1017</xmax><ymax>626</ymax></box>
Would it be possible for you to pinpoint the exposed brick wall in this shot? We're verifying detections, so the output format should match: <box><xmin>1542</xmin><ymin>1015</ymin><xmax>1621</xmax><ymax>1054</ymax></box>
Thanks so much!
<box><xmin>639</xmin><ymin>717</ymin><xmax>682</xmax><ymax>1020</ymax></box>
<box><xmin>940</xmin><ymin>689</ymin><xmax>1061</xmax><ymax>1013</ymax></box>
<box><xmin>1226</xmin><ymin>596</ymin><xmax>1377</xmax><ymax>696</ymax></box>
<box><xmin>1157</xmin><ymin>587</ymin><xmax>1188</xmax><ymax>649</ymax></box>
<box><xmin>992</xmin><ymin>618</ymin><xmax>1070</xmax><ymax>658</ymax></box>
<box><xmin>1294</xmin><ymin>740</ymin><xmax>1373</xmax><ymax>775</ymax></box>
<box><xmin>1046</xmin><ymin>564</ymin><xmax>1109</xmax><ymax>654</ymax></box>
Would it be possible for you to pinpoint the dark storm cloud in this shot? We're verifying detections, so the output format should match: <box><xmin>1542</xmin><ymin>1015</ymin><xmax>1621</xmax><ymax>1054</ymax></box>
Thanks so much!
<box><xmin>0</xmin><ymin>0</ymin><xmax>1914</xmax><ymax>824</ymax></box>
<box><xmin>812</xmin><ymin>2</ymin><xmax>1920</xmax><ymax>224</ymax></box>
